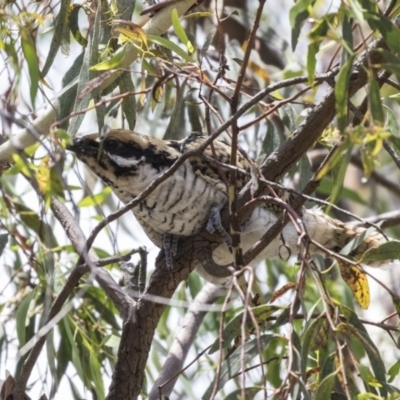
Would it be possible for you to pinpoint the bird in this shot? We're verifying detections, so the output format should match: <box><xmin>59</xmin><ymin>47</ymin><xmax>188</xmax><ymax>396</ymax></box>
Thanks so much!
<box><xmin>67</xmin><ymin>129</ymin><xmax>394</xmax><ymax>286</ymax></box>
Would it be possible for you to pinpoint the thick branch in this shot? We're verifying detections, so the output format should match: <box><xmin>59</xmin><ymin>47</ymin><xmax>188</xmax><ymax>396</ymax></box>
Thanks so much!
<box><xmin>106</xmin><ymin>233</ymin><xmax>221</xmax><ymax>399</ymax></box>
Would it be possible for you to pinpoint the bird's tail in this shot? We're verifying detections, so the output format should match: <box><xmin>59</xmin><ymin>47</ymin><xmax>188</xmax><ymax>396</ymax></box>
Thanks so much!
<box><xmin>304</xmin><ymin>209</ymin><xmax>394</xmax><ymax>267</ymax></box>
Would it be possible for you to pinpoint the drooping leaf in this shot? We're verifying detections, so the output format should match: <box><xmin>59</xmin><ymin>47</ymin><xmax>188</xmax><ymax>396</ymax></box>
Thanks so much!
<box><xmin>41</xmin><ymin>0</ymin><xmax>71</xmax><ymax>77</ymax></box>
<box><xmin>69</xmin><ymin>4</ymin><xmax>88</xmax><ymax>47</ymax></box>
<box><xmin>171</xmin><ymin>8</ymin><xmax>194</xmax><ymax>54</ymax></box>
<box><xmin>90</xmin><ymin>47</ymin><xmax>127</xmax><ymax>71</ymax></box>
<box><xmin>336</xmin><ymin>55</ymin><xmax>354</xmax><ymax>132</ymax></box>
<box><xmin>360</xmin><ymin>241</ymin><xmax>400</xmax><ymax>263</ymax></box>
<box><xmin>315</xmin><ymin>370</ymin><xmax>337</xmax><ymax>400</ymax></box>
<box><xmin>78</xmin><ymin>187</ymin><xmax>112</xmax><ymax>207</ymax></box>
<box><xmin>0</xmin><ymin>233</ymin><xmax>8</xmax><ymax>257</ymax></box>
<box><xmin>16</xmin><ymin>288</ymin><xmax>37</xmax><ymax>346</ymax></box>
<box><xmin>208</xmin><ymin>305</ymin><xmax>280</xmax><ymax>354</ymax></box>
<box><xmin>147</xmin><ymin>34</ymin><xmax>194</xmax><ymax>62</ymax></box>
<box><xmin>339</xmin><ymin>305</ymin><xmax>388</xmax><ymax>397</ymax></box>
<box><xmin>203</xmin><ymin>335</ymin><xmax>275</xmax><ymax>399</ymax></box>
<box><xmin>21</xmin><ymin>31</ymin><xmax>40</xmax><ymax>107</ymax></box>
<box><xmin>289</xmin><ymin>0</ymin><xmax>313</xmax><ymax>50</ymax></box>
<box><xmin>307</xmin><ymin>16</ymin><xmax>330</xmax><ymax>83</ymax></box>
<box><xmin>337</xmin><ymin>260</ymin><xmax>370</xmax><ymax>309</ymax></box>
<box><xmin>119</xmin><ymin>73</ymin><xmax>137</xmax><ymax>130</ymax></box>
<box><xmin>366</xmin><ymin>12</ymin><xmax>400</xmax><ymax>54</ymax></box>
<box><xmin>368</xmin><ymin>76</ymin><xmax>384</xmax><ymax>124</ymax></box>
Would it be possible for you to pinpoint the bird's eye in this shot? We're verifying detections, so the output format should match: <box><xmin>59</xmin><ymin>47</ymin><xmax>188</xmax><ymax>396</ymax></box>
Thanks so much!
<box><xmin>104</xmin><ymin>139</ymin><xmax>119</xmax><ymax>153</ymax></box>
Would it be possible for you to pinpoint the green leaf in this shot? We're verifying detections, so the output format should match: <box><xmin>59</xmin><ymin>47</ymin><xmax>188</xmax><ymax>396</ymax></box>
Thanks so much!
<box><xmin>280</xmin><ymin>104</ymin><xmax>297</xmax><ymax>132</ymax></box>
<box><xmin>260</xmin><ymin>119</ymin><xmax>282</xmax><ymax>158</ymax></box>
<box><xmin>16</xmin><ymin>288</ymin><xmax>37</xmax><ymax>346</ymax></box>
<box><xmin>147</xmin><ymin>34</ymin><xmax>194</xmax><ymax>62</ymax></box>
<box><xmin>57</xmin><ymin>52</ymin><xmax>83</xmax><ymax>129</ymax></box>
<box><xmin>224</xmin><ymin>387</ymin><xmax>261</xmax><ymax>400</ymax></box>
<box><xmin>385</xmin><ymin>104</ymin><xmax>400</xmax><ymax>138</ymax></box>
<box><xmin>335</xmin><ymin>55</ymin><xmax>354</xmax><ymax>132</ymax></box>
<box><xmin>366</xmin><ymin>12</ymin><xmax>400</xmax><ymax>54</ymax></box>
<box><xmin>318</xmin><ymin>177</ymin><xmax>367</xmax><ymax>205</ymax></box>
<box><xmin>340</xmin><ymin>226</ymin><xmax>378</xmax><ymax>257</ymax></box>
<box><xmin>203</xmin><ymin>335</ymin><xmax>275</xmax><ymax>399</ymax></box>
<box><xmin>325</xmin><ymin>147</ymin><xmax>352</xmax><ymax>213</ymax></box>
<box><xmin>339</xmin><ymin>305</ymin><xmax>388</xmax><ymax>397</ymax></box>
<box><xmin>53</xmin><ymin>128</ymin><xmax>73</xmax><ymax>144</ymax></box>
<box><xmin>78</xmin><ymin>187</ymin><xmax>112</xmax><ymax>207</ymax></box>
<box><xmin>369</xmin><ymin>77</ymin><xmax>384</xmax><ymax>124</ymax></box>
<box><xmin>315</xmin><ymin>370</ymin><xmax>337</xmax><ymax>400</ymax></box>
<box><xmin>119</xmin><ymin>73</ymin><xmax>136</xmax><ymax>130</ymax></box>
<box><xmin>307</xmin><ymin>16</ymin><xmax>330</xmax><ymax>83</ymax></box>
<box><xmin>41</xmin><ymin>0</ymin><xmax>71</xmax><ymax>76</ymax></box>
<box><xmin>63</xmin><ymin>317</ymin><xmax>85</xmax><ymax>383</ymax></box>
<box><xmin>69</xmin><ymin>5</ymin><xmax>102</xmax><ymax>135</ymax></box>
<box><xmin>90</xmin><ymin>47</ymin><xmax>126</xmax><ymax>71</ymax></box>
<box><xmin>356</xmin><ymin>393</ymin><xmax>383</xmax><ymax>400</ymax></box>
<box><xmin>171</xmin><ymin>8</ymin><xmax>194</xmax><ymax>54</ymax></box>
<box><xmin>13</xmin><ymin>202</ymin><xmax>58</xmax><ymax>247</ymax></box>
<box><xmin>69</xmin><ymin>4</ymin><xmax>88</xmax><ymax>47</ymax></box>
<box><xmin>359</xmin><ymin>364</ymin><xmax>382</xmax><ymax>390</ymax></box>
<box><xmin>163</xmin><ymin>79</ymin><xmax>187</xmax><ymax>140</ymax></box>
<box><xmin>0</xmin><ymin>233</ymin><xmax>8</xmax><ymax>257</ymax></box>
<box><xmin>360</xmin><ymin>241</ymin><xmax>400</xmax><ymax>263</ymax></box>
<box><xmin>380</xmin><ymin>52</ymin><xmax>400</xmax><ymax>90</ymax></box>
<box><xmin>21</xmin><ymin>32</ymin><xmax>40</xmax><ymax>108</ymax></box>
<box><xmin>289</xmin><ymin>0</ymin><xmax>313</xmax><ymax>50</ymax></box>
<box><xmin>388</xmin><ymin>361</ymin><xmax>400</xmax><ymax>383</ymax></box>
<box><xmin>208</xmin><ymin>305</ymin><xmax>280</xmax><ymax>354</ymax></box>
<box><xmin>300</xmin><ymin>317</ymin><xmax>325</xmax><ymax>378</ymax></box>
<box><xmin>89</xmin><ymin>351</ymin><xmax>105</xmax><ymax>399</ymax></box>
<box><xmin>347</xmin><ymin>0</ymin><xmax>365</xmax><ymax>23</ymax></box>
<box><xmin>104</xmin><ymin>334</ymin><xmax>120</xmax><ymax>348</ymax></box>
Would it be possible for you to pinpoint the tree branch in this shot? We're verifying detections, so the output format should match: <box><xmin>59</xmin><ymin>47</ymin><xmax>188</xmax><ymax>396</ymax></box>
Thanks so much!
<box><xmin>13</xmin><ymin>199</ymin><xmax>134</xmax><ymax>400</ymax></box>
<box><xmin>148</xmin><ymin>283</ymin><xmax>224</xmax><ymax>399</ymax></box>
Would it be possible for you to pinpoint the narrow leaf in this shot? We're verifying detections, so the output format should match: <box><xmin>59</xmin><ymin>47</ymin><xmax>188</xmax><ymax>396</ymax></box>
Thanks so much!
<box><xmin>41</xmin><ymin>0</ymin><xmax>71</xmax><ymax>76</ymax></box>
<box><xmin>289</xmin><ymin>0</ymin><xmax>313</xmax><ymax>50</ymax></box>
<box><xmin>203</xmin><ymin>335</ymin><xmax>274</xmax><ymax>399</ymax></box>
<box><xmin>340</xmin><ymin>305</ymin><xmax>388</xmax><ymax>397</ymax></box>
<box><xmin>16</xmin><ymin>289</ymin><xmax>37</xmax><ymax>346</ymax></box>
<box><xmin>21</xmin><ymin>32</ymin><xmax>40</xmax><ymax>107</ymax></box>
<box><xmin>119</xmin><ymin>73</ymin><xmax>137</xmax><ymax>130</ymax></box>
<box><xmin>69</xmin><ymin>4</ymin><xmax>88</xmax><ymax>47</ymax></box>
<box><xmin>78</xmin><ymin>187</ymin><xmax>112</xmax><ymax>207</ymax></box>
<box><xmin>335</xmin><ymin>55</ymin><xmax>354</xmax><ymax>132</ymax></box>
<box><xmin>360</xmin><ymin>241</ymin><xmax>400</xmax><ymax>263</ymax></box>
<box><xmin>315</xmin><ymin>370</ymin><xmax>337</xmax><ymax>400</ymax></box>
<box><xmin>147</xmin><ymin>34</ymin><xmax>194</xmax><ymax>62</ymax></box>
<box><xmin>369</xmin><ymin>77</ymin><xmax>384</xmax><ymax>124</ymax></box>
<box><xmin>171</xmin><ymin>8</ymin><xmax>194</xmax><ymax>54</ymax></box>
<box><xmin>208</xmin><ymin>305</ymin><xmax>280</xmax><ymax>354</ymax></box>
<box><xmin>90</xmin><ymin>47</ymin><xmax>126</xmax><ymax>71</ymax></box>
<box><xmin>337</xmin><ymin>260</ymin><xmax>370</xmax><ymax>309</ymax></box>
<box><xmin>0</xmin><ymin>233</ymin><xmax>8</xmax><ymax>257</ymax></box>
<box><xmin>366</xmin><ymin>13</ymin><xmax>400</xmax><ymax>54</ymax></box>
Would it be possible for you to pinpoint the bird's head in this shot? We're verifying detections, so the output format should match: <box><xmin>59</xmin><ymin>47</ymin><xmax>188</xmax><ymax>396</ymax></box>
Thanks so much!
<box><xmin>67</xmin><ymin>129</ymin><xmax>180</xmax><ymax>190</ymax></box>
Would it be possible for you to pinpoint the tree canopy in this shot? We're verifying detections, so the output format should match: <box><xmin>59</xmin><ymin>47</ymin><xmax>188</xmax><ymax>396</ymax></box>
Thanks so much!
<box><xmin>1</xmin><ymin>0</ymin><xmax>400</xmax><ymax>399</ymax></box>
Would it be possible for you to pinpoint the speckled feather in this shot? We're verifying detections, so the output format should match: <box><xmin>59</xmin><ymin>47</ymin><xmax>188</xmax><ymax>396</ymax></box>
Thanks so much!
<box><xmin>68</xmin><ymin>129</ymin><xmax>393</xmax><ymax>284</ymax></box>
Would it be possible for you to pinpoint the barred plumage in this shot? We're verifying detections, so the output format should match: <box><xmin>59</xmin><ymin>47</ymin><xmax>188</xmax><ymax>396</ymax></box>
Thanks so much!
<box><xmin>68</xmin><ymin>129</ymin><xmax>394</xmax><ymax>285</ymax></box>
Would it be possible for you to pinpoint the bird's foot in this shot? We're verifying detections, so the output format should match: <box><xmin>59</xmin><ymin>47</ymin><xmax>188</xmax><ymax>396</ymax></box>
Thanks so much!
<box><xmin>163</xmin><ymin>233</ymin><xmax>179</xmax><ymax>269</ymax></box>
<box><xmin>206</xmin><ymin>204</ymin><xmax>232</xmax><ymax>247</ymax></box>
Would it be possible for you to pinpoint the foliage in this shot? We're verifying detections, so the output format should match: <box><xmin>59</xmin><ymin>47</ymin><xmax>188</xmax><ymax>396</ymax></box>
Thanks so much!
<box><xmin>1</xmin><ymin>0</ymin><xmax>400</xmax><ymax>399</ymax></box>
